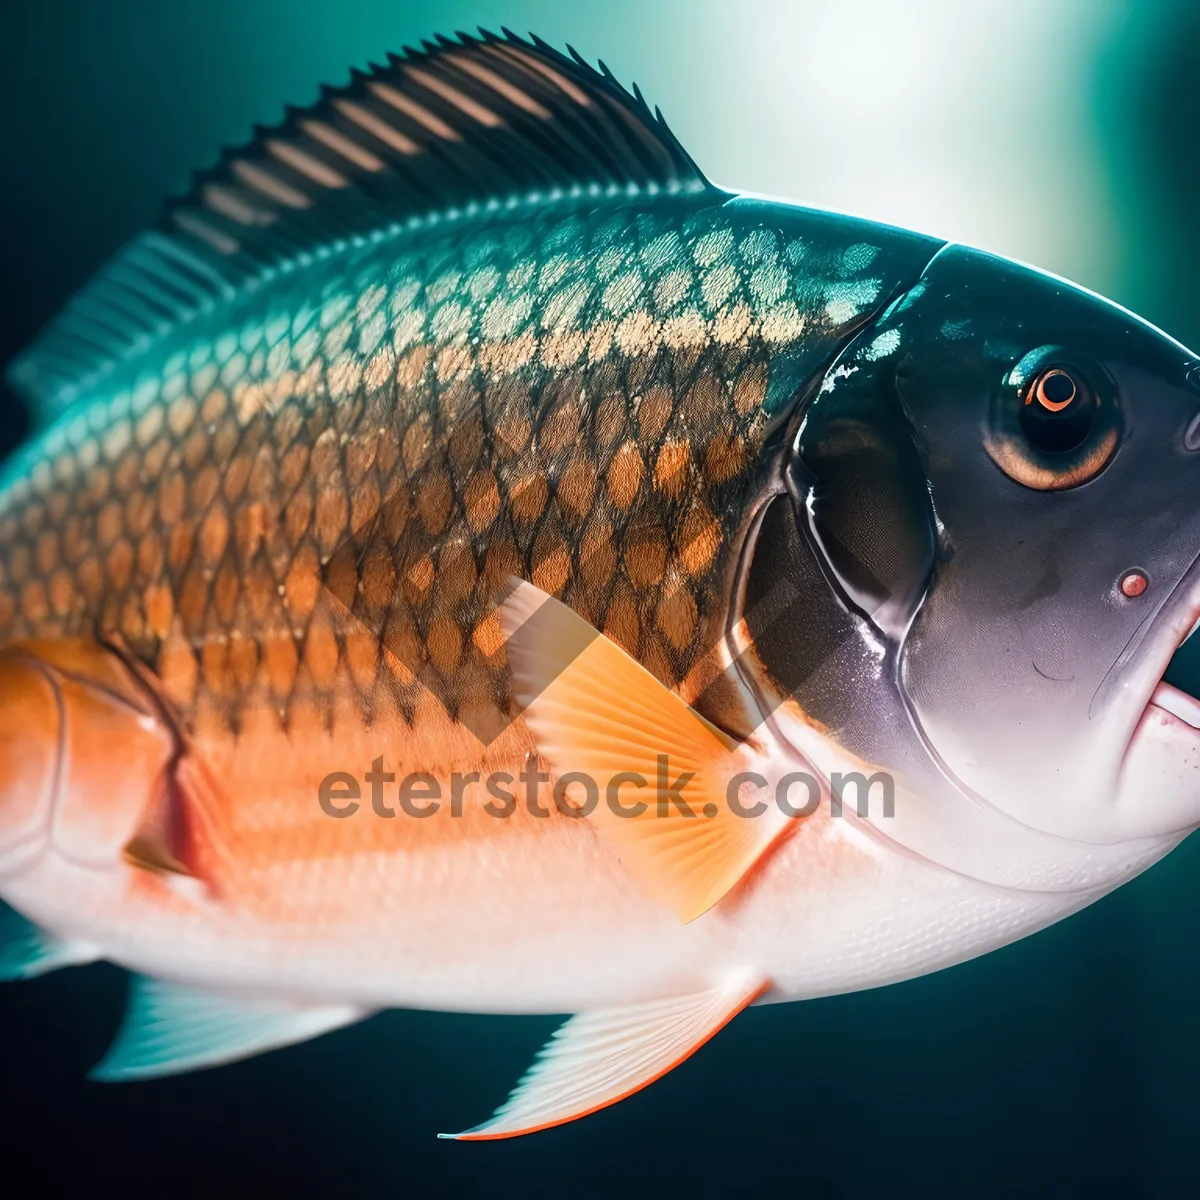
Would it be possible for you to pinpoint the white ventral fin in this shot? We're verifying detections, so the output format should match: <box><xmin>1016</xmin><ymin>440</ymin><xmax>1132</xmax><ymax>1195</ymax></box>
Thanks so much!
<box><xmin>0</xmin><ymin>905</ymin><xmax>98</xmax><ymax>981</ymax></box>
<box><xmin>440</xmin><ymin>972</ymin><xmax>767</xmax><ymax>1140</ymax></box>
<box><xmin>90</xmin><ymin>976</ymin><xmax>368</xmax><ymax>1081</ymax></box>
<box><xmin>499</xmin><ymin>579</ymin><xmax>797</xmax><ymax>924</ymax></box>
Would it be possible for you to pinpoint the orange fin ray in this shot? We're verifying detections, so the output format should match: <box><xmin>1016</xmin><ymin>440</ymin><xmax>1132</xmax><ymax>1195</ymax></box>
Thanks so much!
<box><xmin>499</xmin><ymin>579</ymin><xmax>794</xmax><ymax>923</ymax></box>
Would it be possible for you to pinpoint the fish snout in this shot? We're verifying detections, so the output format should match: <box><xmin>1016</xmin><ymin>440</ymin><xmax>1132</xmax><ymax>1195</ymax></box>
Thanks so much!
<box><xmin>0</xmin><ymin>640</ymin><xmax>177</xmax><ymax>877</ymax></box>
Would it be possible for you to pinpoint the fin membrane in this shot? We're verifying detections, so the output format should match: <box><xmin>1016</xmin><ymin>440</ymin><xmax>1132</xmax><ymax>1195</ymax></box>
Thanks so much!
<box><xmin>9</xmin><ymin>30</ymin><xmax>718</xmax><ymax>420</ymax></box>
<box><xmin>500</xmin><ymin>580</ymin><xmax>796</xmax><ymax>924</ymax></box>
<box><xmin>0</xmin><ymin>905</ymin><xmax>97</xmax><ymax>980</ymax></box>
<box><xmin>90</xmin><ymin>976</ymin><xmax>367</xmax><ymax>1081</ymax></box>
<box><xmin>441</xmin><ymin>972</ymin><xmax>767</xmax><ymax>1139</ymax></box>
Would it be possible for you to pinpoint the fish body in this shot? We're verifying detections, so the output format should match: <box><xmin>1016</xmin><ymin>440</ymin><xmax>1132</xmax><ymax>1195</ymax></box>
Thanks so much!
<box><xmin>2</xmin><ymin>32</ymin><xmax>1200</xmax><ymax>1138</ymax></box>
<box><xmin>0</xmin><ymin>197</ymin><xmax>975</xmax><ymax>1009</ymax></box>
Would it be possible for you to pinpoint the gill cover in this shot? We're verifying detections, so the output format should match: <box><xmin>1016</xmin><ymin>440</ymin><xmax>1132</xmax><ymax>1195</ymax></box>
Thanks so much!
<box><xmin>788</xmin><ymin>339</ymin><xmax>936</xmax><ymax>641</ymax></box>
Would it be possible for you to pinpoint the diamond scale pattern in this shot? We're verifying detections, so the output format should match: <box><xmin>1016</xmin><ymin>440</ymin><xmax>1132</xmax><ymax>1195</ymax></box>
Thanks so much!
<box><xmin>0</xmin><ymin>200</ymin><xmax>903</xmax><ymax>742</ymax></box>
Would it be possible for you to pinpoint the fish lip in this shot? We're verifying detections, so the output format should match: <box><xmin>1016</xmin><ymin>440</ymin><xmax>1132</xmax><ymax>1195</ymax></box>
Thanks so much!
<box><xmin>1148</xmin><ymin>679</ymin><xmax>1200</xmax><ymax>729</ymax></box>
<box><xmin>1110</xmin><ymin>551</ymin><xmax>1200</xmax><ymax>785</ymax></box>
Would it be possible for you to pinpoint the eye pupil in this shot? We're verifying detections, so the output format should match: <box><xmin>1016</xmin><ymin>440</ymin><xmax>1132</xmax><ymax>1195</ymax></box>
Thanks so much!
<box><xmin>1019</xmin><ymin>365</ymin><xmax>1097</xmax><ymax>453</ymax></box>
<box><xmin>1040</xmin><ymin>370</ymin><xmax>1076</xmax><ymax>408</ymax></box>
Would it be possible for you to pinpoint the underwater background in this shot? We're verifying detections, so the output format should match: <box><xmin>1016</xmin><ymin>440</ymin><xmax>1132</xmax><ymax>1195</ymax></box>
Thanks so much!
<box><xmin>2</xmin><ymin>1</ymin><xmax>1200</xmax><ymax>1194</ymax></box>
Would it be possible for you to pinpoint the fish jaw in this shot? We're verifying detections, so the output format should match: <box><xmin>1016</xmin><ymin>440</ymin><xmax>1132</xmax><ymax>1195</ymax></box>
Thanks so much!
<box><xmin>1119</xmin><ymin>685</ymin><xmax>1200</xmax><ymax>835</ymax></box>
<box><xmin>1111</xmin><ymin>558</ymin><xmax>1200</xmax><ymax>838</ymax></box>
<box><xmin>0</xmin><ymin>639</ymin><xmax>177</xmax><ymax>880</ymax></box>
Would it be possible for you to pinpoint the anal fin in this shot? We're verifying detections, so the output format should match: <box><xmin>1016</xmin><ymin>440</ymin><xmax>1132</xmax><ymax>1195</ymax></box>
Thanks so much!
<box><xmin>90</xmin><ymin>976</ymin><xmax>368</xmax><ymax>1081</ymax></box>
<box><xmin>0</xmin><ymin>905</ymin><xmax>98</xmax><ymax>980</ymax></box>
<box><xmin>440</xmin><ymin>972</ymin><xmax>768</xmax><ymax>1140</ymax></box>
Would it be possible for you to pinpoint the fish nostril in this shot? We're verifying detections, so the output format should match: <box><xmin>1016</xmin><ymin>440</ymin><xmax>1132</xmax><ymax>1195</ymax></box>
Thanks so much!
<box><xmin>1120</xmin><ymin>570</ymin><xmax>1150</xmax><ymax>598</ymax></box>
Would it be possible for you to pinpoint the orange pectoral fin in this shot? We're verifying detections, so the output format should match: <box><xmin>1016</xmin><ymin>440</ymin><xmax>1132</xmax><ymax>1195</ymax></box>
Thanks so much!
<box><xmin>441</xmin><ymin>972</ymin><xmax>769</xmax><ymax>1140</ymax></box>
<box><xmin>499</xmin><ymin>580</ymin><xmax>795</xmax><ymax>923</ymax></box>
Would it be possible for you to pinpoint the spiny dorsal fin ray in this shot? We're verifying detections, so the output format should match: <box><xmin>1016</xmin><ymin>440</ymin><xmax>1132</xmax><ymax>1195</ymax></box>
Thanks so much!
<box><xmin>9</xmin><ymin>30</ymin><xmax>718</xmax><ymax>421</ymax></box>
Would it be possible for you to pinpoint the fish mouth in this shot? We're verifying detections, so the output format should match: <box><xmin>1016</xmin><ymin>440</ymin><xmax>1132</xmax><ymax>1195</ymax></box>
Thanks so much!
<box><xmin>1112</xmin><ymin>555</ymin><xmax>1200</xmax><ymax>838</ymax></box>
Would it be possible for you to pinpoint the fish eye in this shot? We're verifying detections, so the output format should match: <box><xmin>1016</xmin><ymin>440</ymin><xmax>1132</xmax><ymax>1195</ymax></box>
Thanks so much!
<box><xmin>985</xmin><ymin>348</ymin><xmax>1120</xmax><ymax>491</ymax></box>
<box><xmin>1019</xmin><ymin>365</ymin><xmax>1097</xmax><ymax>454</ymax></box>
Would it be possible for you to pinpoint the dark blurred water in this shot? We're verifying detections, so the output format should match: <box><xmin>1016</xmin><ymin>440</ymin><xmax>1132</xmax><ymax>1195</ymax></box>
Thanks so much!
<box><xmin>3</xmin><ymin>2</ymin><xmax>1200</xmax><ymax>1196</ymax></box>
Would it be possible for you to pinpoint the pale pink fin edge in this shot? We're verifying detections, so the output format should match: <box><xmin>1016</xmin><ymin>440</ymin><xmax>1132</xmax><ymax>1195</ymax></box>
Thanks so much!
<box><xmin>439</xmin><ymin>972</ymin><xmax>768</xmax><ymax>1140</ymax></box>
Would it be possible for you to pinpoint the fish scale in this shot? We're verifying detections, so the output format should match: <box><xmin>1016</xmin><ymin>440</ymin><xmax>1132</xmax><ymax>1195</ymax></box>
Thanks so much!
<box><xmin>0</xmin><ymin>200</ymin><xmax>914</xmax><ymax>740</ymax></box>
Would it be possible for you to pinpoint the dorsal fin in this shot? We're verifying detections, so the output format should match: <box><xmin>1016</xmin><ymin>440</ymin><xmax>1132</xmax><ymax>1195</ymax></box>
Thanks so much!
<box><xmin>8</xmin><ymin>30</ymin><xmax>719</xmax><ymax>421</ymax></box>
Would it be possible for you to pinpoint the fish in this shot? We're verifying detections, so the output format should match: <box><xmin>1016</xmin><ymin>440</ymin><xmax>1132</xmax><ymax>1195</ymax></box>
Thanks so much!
<box><xmin>2</xmin><ymin>29</ymin><xmax>1200</xmax><ymax>1140</ymax></box>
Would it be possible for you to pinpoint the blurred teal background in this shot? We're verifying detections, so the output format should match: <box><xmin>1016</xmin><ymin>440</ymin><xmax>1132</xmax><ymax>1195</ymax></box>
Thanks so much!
<box><xmin>3</xmin><ymin>1</ymin><xmax>1200</xmax><ymax>1195</ymax></box>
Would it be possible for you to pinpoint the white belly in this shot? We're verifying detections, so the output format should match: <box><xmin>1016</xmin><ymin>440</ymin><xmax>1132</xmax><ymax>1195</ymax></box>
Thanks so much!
<box><xmin>2</xmin><ymin>807</ymin><xmax>1182</xmax><ymax>1014</ymax></box>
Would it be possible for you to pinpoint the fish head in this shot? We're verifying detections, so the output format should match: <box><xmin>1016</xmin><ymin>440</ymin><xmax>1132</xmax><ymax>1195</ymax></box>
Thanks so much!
<box><xmin>791</xmin><ymin>243</ymin><xmax>1200</xmax><ymax>845</ymax></box>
